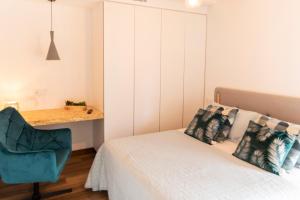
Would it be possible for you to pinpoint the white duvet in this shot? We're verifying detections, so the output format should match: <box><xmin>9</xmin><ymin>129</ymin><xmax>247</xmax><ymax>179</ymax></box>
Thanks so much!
<box><xmin>85</xmin><ymin>130</ymin><xmax>300</xmax><ymax>200</ymax></box>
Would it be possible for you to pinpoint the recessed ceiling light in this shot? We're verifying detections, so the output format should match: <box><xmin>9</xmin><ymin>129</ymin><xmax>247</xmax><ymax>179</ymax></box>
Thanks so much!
<box><xmin>186</xmin><ymin>0</ymin><xmax>201</xmax><ymax>7</ymax></box>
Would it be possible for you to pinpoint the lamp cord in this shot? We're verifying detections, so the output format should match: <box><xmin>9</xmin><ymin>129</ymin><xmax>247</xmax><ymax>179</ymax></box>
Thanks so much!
<box><xmin>50</xmin><ymin>0</ymin><xmax>53</xmax><ymax>31</ymax></box>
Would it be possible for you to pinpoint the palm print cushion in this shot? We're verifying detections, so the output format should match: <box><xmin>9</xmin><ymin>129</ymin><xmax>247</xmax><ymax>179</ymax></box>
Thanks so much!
<box><xmin>283</xmin><ymin>137</ymin><xmax>300</xmax><ymax>171</ymax></box>
<box><xmin>255</xmin><ymin>115</ymin><xmax>300</xmax><ymax>172</ymax></box>
<box><xmin>296</xmin><ymin>155</ymin><xmax>300</xmax><ymax>168</ymax></box>
<box><xmin>185</xmin><ymin>105</ymin><xmax>239</xmax><ymax>145</ymax></box>
<box><xmin>233</xmin><ymin>120</ymin><xmax>296</xmax><ymax>175</ymax></box>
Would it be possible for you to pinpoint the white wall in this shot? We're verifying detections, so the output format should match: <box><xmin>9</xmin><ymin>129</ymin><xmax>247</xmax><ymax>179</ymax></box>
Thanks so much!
<box><xmin>0</xmin><ymin>0</ymin><xmax>96</xmax><ymax>110</ymax></box>
<box><xmin>91</xmin><ymin>3</ymin><xmax>104</xmax><ymax>150</ymax></box>
<box><xmin>0</xmin><ymin>0</ymin><xmax>103</xmax><ymax>150</ymax></box>
<box><xmin>206</xmin><ymin>0</ymin><xmax>300</xmax><ymax>104</ymax></box>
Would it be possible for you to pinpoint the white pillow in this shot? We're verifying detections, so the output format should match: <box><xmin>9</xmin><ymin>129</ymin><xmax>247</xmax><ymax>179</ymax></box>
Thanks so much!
<box><xmin>230</xmin><ymin>109</ymin><xmax>260</xmax><ymax>142</ymax></box>
<box><xmin>213</xmin><ymin>103</ymin><xmax>260</xmax><ymax>142</ymax></box>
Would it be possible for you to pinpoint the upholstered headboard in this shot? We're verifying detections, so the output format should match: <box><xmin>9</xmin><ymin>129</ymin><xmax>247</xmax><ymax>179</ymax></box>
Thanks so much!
<box><xmin>214</xmin><ymin>87</ymin><xmax>300</xmax><ymax>124</ymax></box>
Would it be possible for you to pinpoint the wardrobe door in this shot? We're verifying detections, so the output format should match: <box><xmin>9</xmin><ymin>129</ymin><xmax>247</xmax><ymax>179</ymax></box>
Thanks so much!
<box><xmin>183</xmin><ymin>14</ymin><xmax>207</xmax><ymax>127</ymax></box>
<box><xmin>160</xmin><ymin>10</ymin><xmax>185</xmax><ymax>131</ymax></box>
<box><xmin>104</xmin><ymin>2</ymin><xmax>134</xmax><ymax>140</ymax></box>
<box><xmin>134</xmin><ymin>7</ymin><xmax>161</xmax><ymax>135</ymax></box>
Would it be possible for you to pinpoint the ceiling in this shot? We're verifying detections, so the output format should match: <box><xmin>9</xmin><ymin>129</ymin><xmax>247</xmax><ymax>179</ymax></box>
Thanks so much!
<box><xmin>29</xmin><ymin>0</ymin><xmax>216</xmax><ymax>8</ymax></box>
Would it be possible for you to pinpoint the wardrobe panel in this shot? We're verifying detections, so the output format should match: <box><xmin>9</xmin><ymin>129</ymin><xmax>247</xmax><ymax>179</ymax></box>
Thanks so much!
<box><xmin>134</xmin><ymin>7</ymin><xmax>162</xmax><ymax>135</ymax></box>
<box><xmin>183</xmin><ymin>14</ymin><xmax>207</xmax><ymax>127</ymax></box>
<box><xmin>160</xmin><ymin>10</ymin><xmax>185</xmax><ymax>131</ymax></box>
<box><xmin>104</xmin><ymin>2</ymin><xmax>134</xmax><ymax>140</ymax></box>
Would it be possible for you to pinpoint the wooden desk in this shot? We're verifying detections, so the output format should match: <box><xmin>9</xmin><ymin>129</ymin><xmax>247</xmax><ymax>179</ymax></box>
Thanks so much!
<box><xmin>21</xmin><ymin>107</ymin><xmax>104</xmax><ymax>127</ymax></box>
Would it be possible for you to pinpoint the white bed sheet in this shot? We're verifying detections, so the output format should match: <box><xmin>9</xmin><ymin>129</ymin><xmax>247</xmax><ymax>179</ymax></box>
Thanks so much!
<box><xmin>85</xmin><ymin>130</ymin><xmax>300</xmax><ymax>200</ymax></box>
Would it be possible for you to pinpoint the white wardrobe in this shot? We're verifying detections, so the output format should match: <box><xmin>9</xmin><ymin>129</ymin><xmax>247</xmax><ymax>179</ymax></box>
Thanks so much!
<box><xmin>104</xmin><ymin>1</ymin><xmax>206</xmax><ymax>141</ymax></box>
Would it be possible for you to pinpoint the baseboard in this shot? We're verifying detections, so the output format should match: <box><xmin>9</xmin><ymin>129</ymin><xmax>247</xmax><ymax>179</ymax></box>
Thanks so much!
<box><xmin>71</xmin><ymin>148</ymin><xmax>96</xmax><ymax>156</ymax></box>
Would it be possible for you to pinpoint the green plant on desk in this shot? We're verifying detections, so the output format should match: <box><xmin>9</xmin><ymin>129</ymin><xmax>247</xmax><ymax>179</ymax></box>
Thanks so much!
<box><xmin>65</xmin><ymin>101</ymin><xmax>87</xmax><ymax>106</ymax></box>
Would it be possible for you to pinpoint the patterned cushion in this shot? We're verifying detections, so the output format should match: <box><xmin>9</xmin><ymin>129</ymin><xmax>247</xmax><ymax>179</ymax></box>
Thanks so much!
<box><xmin>256</xmin><ymin>115</ymin><xmax>300</xmax><ymax>134</ymax></box>
<box><xmin>255</xmin><ymin>115</ymin><xmax>300</xmax><ymax>172</ymax></box>
<box><xmin>233</xmin><ymin>120</ymin><xmax>296</xmax><ymax>175</ymax></box>
<box><xmin>282</xmin><ymin>138</ymin><xmax>300</xmax><ymax>171</ymax></box>
<box><xmin>185</xmin><ymin>105</ymin><xmax>238</xmax><ymax>145</ymax></box>
<box><xmin>296</xmin><ymin>157</ymin><xmax>300</xmax><ymax>168</ymax></box>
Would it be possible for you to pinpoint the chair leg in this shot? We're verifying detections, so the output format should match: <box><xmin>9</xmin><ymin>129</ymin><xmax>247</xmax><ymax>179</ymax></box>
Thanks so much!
<box><xmin>30</xmin><ymin>182</ymin><xmax>72</xmax><ymax>200</ymax></box>
<box><xmin>32</xmin><ymin>183</ymin><xmax>41</xmax><ymax>200</ymax></box>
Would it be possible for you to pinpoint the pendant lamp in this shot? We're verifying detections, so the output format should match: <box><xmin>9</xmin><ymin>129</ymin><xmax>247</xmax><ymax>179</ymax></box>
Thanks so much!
<box><xmin>46</xmin><ymin>0</ymin><xmax>60</xmax><ymax>60</ymax></box>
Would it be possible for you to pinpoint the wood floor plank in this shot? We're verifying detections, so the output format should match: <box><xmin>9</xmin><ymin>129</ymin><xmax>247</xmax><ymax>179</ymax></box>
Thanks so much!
<box><xmin>0</xmin><ymin>149</ymin><xmax>109</xmax><ymax>200</ymax></box>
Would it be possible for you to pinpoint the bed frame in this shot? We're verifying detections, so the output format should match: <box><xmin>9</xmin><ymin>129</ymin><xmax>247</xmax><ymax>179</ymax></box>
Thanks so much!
<box><xmin>214</xmin><ymin>87</ymin><xmax>300</xmax><ymax>124</ymax></box>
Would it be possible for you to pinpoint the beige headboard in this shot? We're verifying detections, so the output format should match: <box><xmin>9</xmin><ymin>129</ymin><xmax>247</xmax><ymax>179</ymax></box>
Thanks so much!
<box><xmin>214</xmin><ymin>87</ymin><xmax>300</xmax><ymax>124</ymax></box>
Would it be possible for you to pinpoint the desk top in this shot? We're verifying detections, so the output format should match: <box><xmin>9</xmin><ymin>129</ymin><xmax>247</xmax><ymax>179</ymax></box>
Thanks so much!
<box><xmin>21</xmin><ymin>107</ymin><xmax>103</xmax><ymax>126</ymax></box>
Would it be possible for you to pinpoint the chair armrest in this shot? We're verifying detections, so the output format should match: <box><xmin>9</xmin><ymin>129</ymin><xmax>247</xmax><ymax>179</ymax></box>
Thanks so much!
<box><xmin>0</xmin><ymin>150</ymin><xmax>58</xmax><ymax>184</ymax></box>
<box><xmin>34</xmin><ymin>128</ymin><xmax>72</xmax><ymax>151</ymax></box>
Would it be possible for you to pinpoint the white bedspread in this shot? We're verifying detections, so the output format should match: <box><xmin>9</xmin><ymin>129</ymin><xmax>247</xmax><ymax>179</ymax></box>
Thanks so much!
<box><xmin>85</xmin><ymin>130</ymin><xmax>300</xmax><ymax>200</ymax></box>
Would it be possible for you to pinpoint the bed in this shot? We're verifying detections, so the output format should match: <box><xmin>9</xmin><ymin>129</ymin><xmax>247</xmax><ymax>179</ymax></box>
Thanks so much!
<box><xmin>85</xmin><ymin>88</ymin><xmax>300</xmax><ymax>200</ymax></box>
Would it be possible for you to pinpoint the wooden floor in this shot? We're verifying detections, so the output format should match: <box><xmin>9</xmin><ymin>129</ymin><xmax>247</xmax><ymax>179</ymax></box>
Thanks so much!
<box><xmin>0</xmin><ymin>149</ymin><xmax>109</xmax><ymax>200</ymax></box>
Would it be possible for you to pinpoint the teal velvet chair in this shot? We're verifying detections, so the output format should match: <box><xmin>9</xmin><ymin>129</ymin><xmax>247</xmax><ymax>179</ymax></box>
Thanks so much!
<box><xmin>0</xmin><ymin>107</ymin><xmax>72</xmax><ymax>200</ymax></box>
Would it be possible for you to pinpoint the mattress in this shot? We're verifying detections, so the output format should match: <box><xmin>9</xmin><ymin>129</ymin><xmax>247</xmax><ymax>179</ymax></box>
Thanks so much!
<box><xmin>85</xmin><ymin>130</ymin><xmax>300</xmax><ymax>200</ymax></box>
